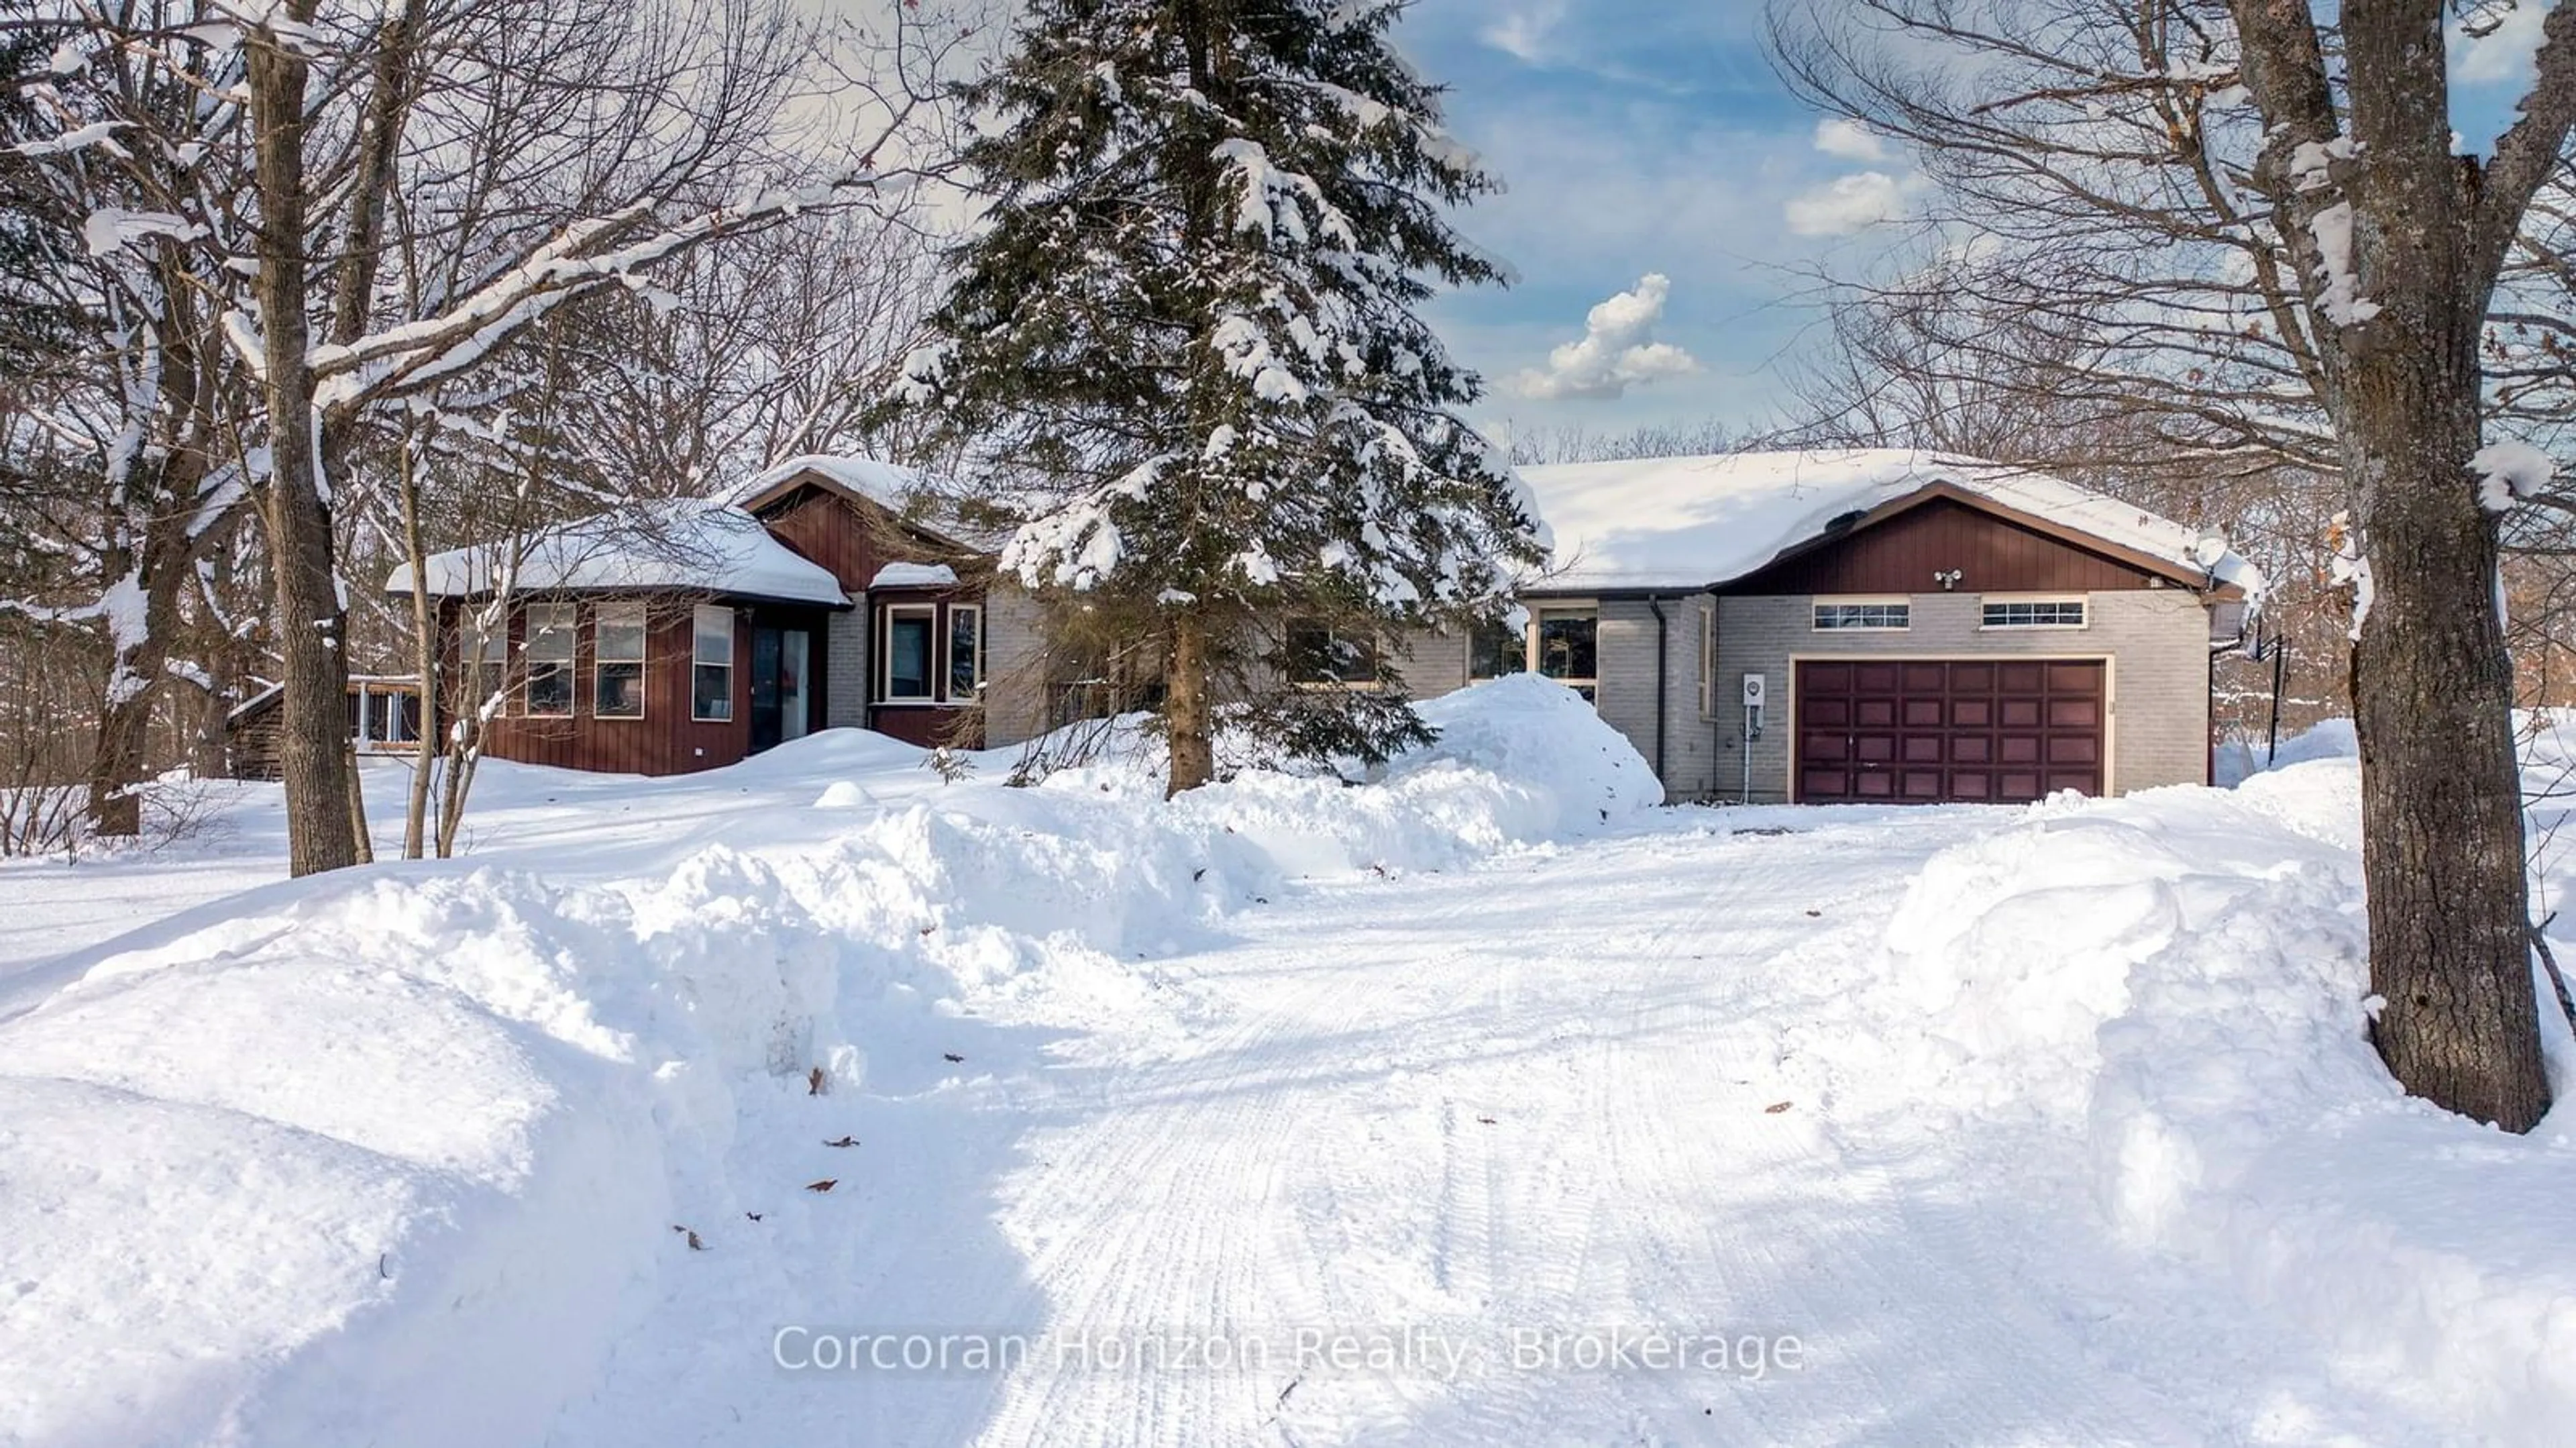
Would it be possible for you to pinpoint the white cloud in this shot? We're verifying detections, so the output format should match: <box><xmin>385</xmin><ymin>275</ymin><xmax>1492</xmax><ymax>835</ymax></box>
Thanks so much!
<box><xmin>1510</xmin><ymin>274</ymin><xmax>1703</xmax><ymax>401</ymax></box>
<box><xmin>1480</xmin><ymin>2</ymin><xmax>1567</xmax><ymax>64</ymax></box>
<box><xmin>2451</xmin><ymin>0</ymin><xmax>2551</xmax><ymax>85</ymax></box>
<box><xmin>1784</xmin><ymin>171</ymin><xmax>1911</xmax><ymax>236</ymax></box>
<box><xmin>1813</xmin><ymin>117</ymin><xmax>1891</xmax><ymax>162</ymax></box>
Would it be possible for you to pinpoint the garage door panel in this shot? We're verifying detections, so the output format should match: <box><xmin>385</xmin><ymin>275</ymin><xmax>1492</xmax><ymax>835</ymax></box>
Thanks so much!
<box><xmin>1796</xmin><ymin>658</ymin><xmax>2104</xmax><ymax>805</ymax></box>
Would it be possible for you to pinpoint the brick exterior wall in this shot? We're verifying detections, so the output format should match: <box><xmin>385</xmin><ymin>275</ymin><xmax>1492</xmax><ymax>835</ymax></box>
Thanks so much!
<box><xmin>824</xmin><ymin>603</ymin><xmax>867</xmax><ymax>729</ymax></box>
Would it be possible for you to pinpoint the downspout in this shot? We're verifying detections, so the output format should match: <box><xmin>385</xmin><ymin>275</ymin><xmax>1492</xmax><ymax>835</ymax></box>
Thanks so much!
<box><xmin>1648</xmin><ymin>596</ymin><xmax>1670</xmax><ymax>788</ymax></box>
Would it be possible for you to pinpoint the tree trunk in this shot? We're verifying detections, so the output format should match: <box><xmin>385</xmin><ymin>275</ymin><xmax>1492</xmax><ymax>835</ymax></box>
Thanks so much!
<box><xmin>85</xmin><ymin>688</ymin><xmax>150</xmax><ymax>837</ymax></box>
<box><xmin>2337</xmin><ymin>0</ymin><xmax>2551</xmax><ymax>1132</ymax></box>
<box><xmin>1165</xmin><ymin>611</ymin><xmax>1216</xmax><ymax>796</ymax></box>
<box><xmin>248</xmin><ymin>11</ymin><xmax>360</xmax><ymax>877</ymax></box>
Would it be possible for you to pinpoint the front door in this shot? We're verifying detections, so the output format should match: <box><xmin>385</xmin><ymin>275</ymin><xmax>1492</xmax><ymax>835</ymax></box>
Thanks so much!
<box><xmin>747</xmin><ymin>626</ymin><xmax>812</xmax><ymax>754</ymax></box>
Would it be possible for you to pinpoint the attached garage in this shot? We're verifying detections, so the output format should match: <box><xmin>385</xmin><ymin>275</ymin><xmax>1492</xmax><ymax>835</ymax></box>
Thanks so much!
<box><xmin>1794</xmin><ymin>658</ymin><xmax>2106</xmax><ymax>804</ymax></box>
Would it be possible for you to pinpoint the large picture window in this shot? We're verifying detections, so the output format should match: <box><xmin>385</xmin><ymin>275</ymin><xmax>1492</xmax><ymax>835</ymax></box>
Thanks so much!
<box><xmin>949</xmin><ymin>605</ymin><xmax>983</xmax><ymax>699</ymax></box>
<box><xmin>523</xmin><ymin>603</ymin><xmax>575</xmax><ymax>716</ymax></box>
<box><xmin>883</xmin><ymin>605</ymin><xmax>935</xmax><ymax>701</ymax></box>
<box><xmin>1468</xmin><ymin>619</ymin><xmax>1528</xmax><ymax>681</ymax></box>
<box><xmin>1286</xmin><ymin>621</ymin><xmax>1380</xmax><ymax>686</ymax></box>
<box><xmin>1812</xmin><ymin>600</ymin><xmax>1911</xmax><ymax>631</ymax></box>
<box><xmin>594</xmin><ymin>604</ymin><xmax>646</xmax><ymax>719</ymax></box>
<box><xmin>1536</xmin><ymin>607</ymin><xmax>1598</xmax><ymax>702</ymax></box>
<box><xmin>692</xmin><ymin>605</ymin><xmax>735</xmax><ymax>721</ymax></box>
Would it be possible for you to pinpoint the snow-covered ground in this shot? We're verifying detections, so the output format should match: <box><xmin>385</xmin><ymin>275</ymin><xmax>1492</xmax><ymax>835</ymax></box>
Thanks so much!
<box><xmin>6</xmin><ymin>686</ymin><xmax>2576</xmax><ymax>1447</ymax></box>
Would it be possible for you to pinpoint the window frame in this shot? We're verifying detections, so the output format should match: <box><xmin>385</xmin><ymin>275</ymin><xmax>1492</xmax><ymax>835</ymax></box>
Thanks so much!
<box><xmin>1534</xmin><ymin>606</ymin><xmax>1600</xmax><ymax>703</ymax></box>
<box><xmin>691</xmin><ymin>604</ymin><xmax>735</xmax><ymax>723</ymax></box>
<box><xmin>593</xmin><ymin>602</ymin><xmax>647</xmax><ymax>720</ymax></box>
<box><xmin>1978</xmin><ymin>596</ymin><xmax>2089</xmax><ymax>630</ymax></box>
<box><xmin>521</xmin><ymin>602</ymin><xmax>577</xmax><ymax>717</ymax></box>
<box><xmin>1810</xmin><ymin>597</ymin><xmax>1913</xmax><ymax>632</ymax></box>
<box><xmin>947</xmin><ymin>603</ymin><xmax>984</xmax><ymax>701</ymax></box>
<box><xmin>881</xmin><ymin>603</ymin><xmax>938</xmax><ymax>703</ymax></box>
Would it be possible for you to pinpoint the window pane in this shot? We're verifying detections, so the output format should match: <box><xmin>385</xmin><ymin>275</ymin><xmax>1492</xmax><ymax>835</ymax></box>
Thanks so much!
<box><xmin>597</xmin><ymin>606</ymin><xmax>646</xmax><ymax>662</ymax></box>
<box><xmin>526</xmin><ymin>663</ymin><xmax>572</xmax><ymax>716</ymax></box>
<box><xmin>596</xmin><ymin>664</ymin><xmax>644</xmax><ymax>718</ymax></box>
<box><xmin>1538</xmin><ymin>612</ymin><xmax>1597</xmax><ymax>681</ymax></box>
<box><xmin>1469</xmin><ymin>621</ymin><xmax>1528</xmax><ymax>680</ymax></box>
<box><xmin>949</xmin><ymin>609</ymin><xmax>981</xmax><ymax>697</ymax></box>
<box><xmin>888</xmin><ymin>613</ymin><xmax>932</xmax><ymax>699</ymax></box>
<box><xmin>1813</xmin><ymin>603</ymin><xmax>1911</xmax><ymax>630</ymax></box>
<box><xmin>1982</xmin><ymin>599</ymin><xmax>2085</xmax><ymax>627</ymax></box>
<box><xmin>693</xmin><ymin>605</ymin><xmax>733</xmax><ymax>667</ymax></box>
<box><xmin>694</xmin><ymin>663</ymin><xmax>732</xmax><ymax>721</ymax></box>
<box><xmin>527</xmin><ymin>604</ymin><xmax>575</xmax><ymax>662</ymax></box>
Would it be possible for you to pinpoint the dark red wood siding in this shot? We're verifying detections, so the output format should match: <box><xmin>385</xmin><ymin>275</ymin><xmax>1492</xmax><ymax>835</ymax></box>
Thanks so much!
<box><xmin>1796</xmin><ymin>658</ymin><xmax>2105</xmax><ymax>804</ymax></box>
<box><xmin>440</xmin><ymin>597</ymin><xmax>832</xmax><ymax>776</ymax></box>
<box><xmin>1725</xmin><ymin>499</ymin><xmax>2158</xmax><ymax>597</ymax></box>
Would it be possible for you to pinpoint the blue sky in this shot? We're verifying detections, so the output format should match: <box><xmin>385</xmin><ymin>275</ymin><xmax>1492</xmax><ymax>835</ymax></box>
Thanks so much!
<box><xmin>1389</xmin><ymin>0</ymin><xmax>2568</xmax><ymax>445</ymax></box>
<box><xmin>1391</xmin><ymin>1</ymin><xmax>1886</xmax><ymax>442</ymax></box>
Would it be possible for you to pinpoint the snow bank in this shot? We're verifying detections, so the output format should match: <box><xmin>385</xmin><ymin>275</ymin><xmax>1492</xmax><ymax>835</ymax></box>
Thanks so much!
<box><xmin>0</xmin><ymin>676</ymin><xmax>1649</xmax><ymax>1447</ymax></box>
<box><xmin>1862</xmin><ymin>760</ymin><xmax>2576</xmax><ymax>1441</ymax></box>
<box><xmin>2214</xmin><ymin>717</ymin><xmax>2357</xmax><ymax>785</ymax></box>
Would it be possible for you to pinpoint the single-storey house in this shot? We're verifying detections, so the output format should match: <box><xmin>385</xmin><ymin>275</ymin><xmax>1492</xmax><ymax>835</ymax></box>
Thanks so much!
<box><xmin>379</xmin><ymin>448</ymin><xmax>2256</xmax><ymax>804</ymax></box>
<box><xmin>1389</xmin><ymin>449</ymin><xmax>2260</xmax><ymax>805</ymax></box>
<box><xmin>383</xmin><ymin>458</ymin><xmax>1046</xmax><ymax>776</ymax></box>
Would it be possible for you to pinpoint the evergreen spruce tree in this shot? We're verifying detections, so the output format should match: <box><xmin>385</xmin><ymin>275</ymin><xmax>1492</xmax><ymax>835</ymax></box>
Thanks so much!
<box><xmin>902</xmin><ymin>0</ymin><xmax>1546</xmax><ymax>795</ymax></box>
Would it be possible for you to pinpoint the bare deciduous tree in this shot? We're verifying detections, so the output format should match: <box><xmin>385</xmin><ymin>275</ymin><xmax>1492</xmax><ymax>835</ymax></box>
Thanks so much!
<box><xmin>1772</xmin><ymin>0</ymin><xmax>2576</xmax><ymax>1129</ymax></box>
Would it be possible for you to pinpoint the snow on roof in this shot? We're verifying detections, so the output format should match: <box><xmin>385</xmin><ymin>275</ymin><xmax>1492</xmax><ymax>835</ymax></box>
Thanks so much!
<box><xmin>1518</xmin><ymin>449</ymin><xmax>2263</xmax><ymax>596</ymax></box>
<box><xmin>734</xmin><ymin>454</ymin><xmax>926</xmax><ymax>513</ymax></box>
<box><xmin>869</xmin><ymin>562</ymin><xmax>959</xmax><ymax>590</ymax></box>
<box><xmin>384</xmin><ymin>498</ymin><xmax>848</xmax><ymax>606</ymax></box>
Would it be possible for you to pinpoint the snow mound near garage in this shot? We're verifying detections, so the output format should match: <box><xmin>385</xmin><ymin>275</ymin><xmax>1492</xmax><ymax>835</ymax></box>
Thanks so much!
<box><xmin>1862</xmin><ymin>758</ymin><xmax>2576</xmax><ymax>1441</ymax></box>
<box><xmin>0</xmin><ymin>674</ymin><xmax>1651</xmax><ymax>1447</ymax></box>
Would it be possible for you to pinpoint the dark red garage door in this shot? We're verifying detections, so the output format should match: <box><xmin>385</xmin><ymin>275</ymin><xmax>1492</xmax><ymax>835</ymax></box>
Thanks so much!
<box><xmin>1795</xmin><ymin>660</ymin><xmax>2104</xmax><ymax>804</ymax></box>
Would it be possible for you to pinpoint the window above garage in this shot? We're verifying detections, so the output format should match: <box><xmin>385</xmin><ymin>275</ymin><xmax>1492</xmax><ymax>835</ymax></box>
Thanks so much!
<box><xmin>1812</xmin><ymin>599</ymin><xmax>1911</xmax><ymax>631</ymax></box>
<box><xmin>1981</xmin><ymin>598</ymin><xmax>2088</xmax><ymax>629</ymax></box>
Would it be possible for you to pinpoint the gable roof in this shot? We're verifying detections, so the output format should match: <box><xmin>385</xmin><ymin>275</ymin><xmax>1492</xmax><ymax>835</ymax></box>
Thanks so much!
<box><xmin>384</xmin><ymin>497</ymin><xmax>849</xmax><ymax>607</ymax></box>
<box><xmin>731</xmin><ymin>454</ymin><xmax>1000</xmax><ymax>553</ymax></box>
<box><xmin>1517</xmin><ymin>449</ymin><xmax>2263</xmax><ymax>598</ymax></box>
